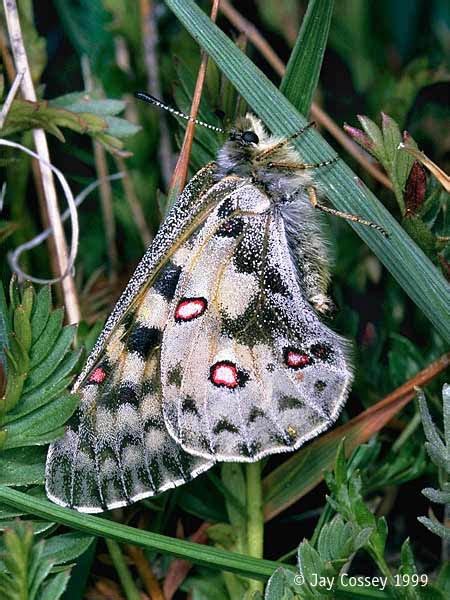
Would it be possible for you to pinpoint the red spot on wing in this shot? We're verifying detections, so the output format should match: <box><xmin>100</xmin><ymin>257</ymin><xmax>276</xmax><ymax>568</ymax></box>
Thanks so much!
<box><xmin>210</xmin><ymin>361</ymin><xmax>239</xmax><ymax>389</ymax></box>
<box><xmin>175</xmin><ymin>297</ymin><xmax>207</xmax><ymax>322</ymax></box>
<box><xmin>285</xmin><ymin>349</ymin><xmax>312</xmax><ymax>370</ymax></box>
<box><xmin>88</xmin><ymin>367</ymin><xmax>107</xmax><ymax>384</ymax></box>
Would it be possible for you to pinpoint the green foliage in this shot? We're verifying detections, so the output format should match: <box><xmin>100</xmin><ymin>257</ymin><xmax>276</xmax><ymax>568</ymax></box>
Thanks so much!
<box><xmin>1</xmin><ymin>0</ymin><xmax>449</xmax><ymax>597</ymax></box>
<box><xmin>418</xmin><ymin>385</ymin><xmax>450</xmax><ymax>540</ymax></box>
<box><xmin>0</xmin><ymin>521</ymin><xmax>91</xmax><ymax>600</ymax></box>
<box><xmin>0</xmin><ymin>280</ymin><xmax>81</xmax><ymax>455</ymax></box>
<box><xmin>265</xmin><ymin>442</ymin><xmax>447</xmax><ymax>599</ymax></box>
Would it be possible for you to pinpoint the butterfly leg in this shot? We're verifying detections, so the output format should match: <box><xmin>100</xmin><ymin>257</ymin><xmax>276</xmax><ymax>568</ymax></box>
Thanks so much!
<box><xmin>267</xmin><ymin>156</ymin><xmax>338</xmax><ymax>170</ymax></box>
<box><xmin>307</xmin><ymin>186</ymin><xmax>388</xmax><ymax>236</ymax></box>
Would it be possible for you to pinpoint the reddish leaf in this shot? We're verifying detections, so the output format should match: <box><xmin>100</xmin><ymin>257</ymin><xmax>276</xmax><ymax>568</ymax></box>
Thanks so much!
<box><xmin>405</xmin><ymin>160</ymin><xmax>427</xmax><ymax>216</ymax></box>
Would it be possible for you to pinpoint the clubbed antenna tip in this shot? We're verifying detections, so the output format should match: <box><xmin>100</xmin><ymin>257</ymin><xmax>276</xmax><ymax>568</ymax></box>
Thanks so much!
<box><xmin>134</xmin><ymin>91</ymin><xmax>224</xmax><ymax>133</ymax></box>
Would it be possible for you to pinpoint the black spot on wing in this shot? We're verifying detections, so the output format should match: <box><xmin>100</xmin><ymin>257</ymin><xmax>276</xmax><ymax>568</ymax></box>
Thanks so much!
<box><xmin>215</xmin><ymin>217</ymin><xmax>244</xmax><ymax>238</ymax></box>
<box><xmin>217</xmin><ymin>198</ymin><xmax>234</xmax><ymax>218</ymax></box>
<box><xmin>213</xmin><ymin>418</ymin><xmax>239</xmax><ymax>435</ymax></box>
<box><xmin>315</xmin><ymin>380</ymin><xmax>327</xmax><ymax>393</ymax></box>
<box><xmin>264</xmin><ymin>265</ymin><xmax>291</xmax><ymax>297</ymax></box>
<box><xmin>126</xmin><ymin>326</ymin><xmax>161</xmax><ymax>358</ymax></box>
<box><xmin>278</xmin><ymin>395</ymin><xmax>305</xmax><ymax>410</ymax></box>
<box><xmin>238</xmin><ymin>440</ymin><xmax>261</xmax><ymax>458</ymax></box>
<box><xmin>118</xmin><ymin>384</ymin><xmax>139</xmax><ymax>408</ymax></box>
<box><xmin>248</xmin><ymin>406</ymin><xmax>265</xmax><ymax>423</ymax></box>
<box><xmin>181</xmin><ymin>395</ymin><xmax>199</xmax><ymax>415</ymax></box>
<box><xmin>153</xmin><ymin>261</ymin><xmax>182</xmax><ymax>300</ymax></box>
<box><xmin>310</xmin><ymin>343</ymin><xmax>333</xmax><ymax>362</ymax></box>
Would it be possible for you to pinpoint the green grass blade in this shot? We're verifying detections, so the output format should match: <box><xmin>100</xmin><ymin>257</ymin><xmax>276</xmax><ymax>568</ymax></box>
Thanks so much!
<box><xmin>164</xmin><ymin>0</ymin><xmax>450</xmax><ymax>342</ymax></box>
<box><xmin>0</xmin><ymin>486</ymin><xmax>279</xmax><ymax>581</ymax></box>
<box><xmin>280</xmin><ymin>0</ymin><xmax>334</xmax><ymax>114</ymax></box>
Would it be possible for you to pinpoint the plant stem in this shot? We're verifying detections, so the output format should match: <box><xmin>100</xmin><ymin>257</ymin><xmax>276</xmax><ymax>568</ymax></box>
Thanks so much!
<box><xmin>3</xmin><ymin>0</ymin><xmax>81</xmax><ymax>324</ymax></box>
<box><xmin>246</xmin><ymin>461</ymin><xmax>264</xmax><ymax>595</ymax></box>
<box><xmin>105</xmin><ymin>538</ymin><xmax>141</xmax><ymax>600</ymax></box>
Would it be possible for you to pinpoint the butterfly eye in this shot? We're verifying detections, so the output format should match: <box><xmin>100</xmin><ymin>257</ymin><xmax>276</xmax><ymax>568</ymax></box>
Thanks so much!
<box><xmin>241</xmin><ymin>131</ymin><xmax>259</xmax><ymax>144</ymax></box>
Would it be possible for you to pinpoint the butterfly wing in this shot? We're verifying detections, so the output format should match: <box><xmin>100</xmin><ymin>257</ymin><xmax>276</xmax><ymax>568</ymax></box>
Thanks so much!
<box><xmin>46</xmin><ymin>164</ymin><xmax>240</xmax><ymax>512</ymax></box>
<box><xmin>161</xmin><ymin>182</ymin><xmax>352</xmax><ymax>461</ymax></box>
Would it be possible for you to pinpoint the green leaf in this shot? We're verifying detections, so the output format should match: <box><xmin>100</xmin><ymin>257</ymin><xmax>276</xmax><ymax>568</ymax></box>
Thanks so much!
<box><xmin>264</xmin><ymin>568</ymin><xmax>298</xmax><ymax>600</ymax></box>
<box><xmin>280</xmin><ymin>0</ymin><xmax>334</xmax><ymax>115</ymax></box>
<box><xmin>25</xmin><ymin>325</ymin><xmax>77</xmax><ymax>392</ymax></box>
<box><xmin>104</xmin><ymin>116</ymin><xmax>141</xmax><ymax>138</ymax></box>
<box><xmin>0</xmin><ymin>447</ymin><xmax>46</xmax><ymax>486</ymax></box>
<box><xmin>164</xmin><ymin>0</ymin><xmax>450</xmax><ymax>343</ymax></box>
<box><xmin>0</xmin><ymin>485</ymin><xmax>280</xmax><ymax>581</ymax></box>
<box><xmin>29</xmin><ymin>308</ymin><xmax>64</xmax><ymax>369</ymax></box>
<box><xmin>50</xmin><ymin>94</ymin><xmax>125</xmax><ymax>116</ymax></box>
<box><xmin>40</xmin><ymin>532</ymin><xmax>93</xmax><ymax>565</ymax></box>
<box><xmin>3</xmin><ymin>393</ymin><xmax>78</xmax><ymax>449</ymax></box>
<box><xmin>30</xmin><ymin>287</ymin><xmax>51</xmax><ymax>343</ymax></box>
<box><xmin>38</xmin><ymin>572</ymin><xmax>71</xmax><ymax>600</ymax></box>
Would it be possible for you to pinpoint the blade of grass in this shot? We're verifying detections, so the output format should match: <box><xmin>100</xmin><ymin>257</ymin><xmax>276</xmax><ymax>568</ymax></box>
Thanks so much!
<box><xmin>164</xmin><ymin>0</ymin><xmax>450</xmax><ymax>342</ymax></box>
<box><xmin>280</xmin><ymin>0</ymin><xmax>334</xmax><ymax>115</ymax></box>
<box><xmin>0</xmin><ymin>485</ymin><xmax>279</xmax><ymax>581</ymax></box>
<box><xmin>263</xmin><ymin>352</ymin><xmax>450</xmax><ymax>521</ymax></box>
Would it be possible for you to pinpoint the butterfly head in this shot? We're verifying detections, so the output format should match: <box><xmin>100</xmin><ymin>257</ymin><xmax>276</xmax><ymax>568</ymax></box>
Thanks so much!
<box><xmin>216</xmin><ymin>114</ymin><xmax>305</xmax><ymax>194</ymax></box>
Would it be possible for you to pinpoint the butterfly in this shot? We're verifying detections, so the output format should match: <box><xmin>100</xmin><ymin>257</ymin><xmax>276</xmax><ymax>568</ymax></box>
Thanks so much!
<box><xmin>46</xmin><ymin>95</ymin><xmax>383</xmax><ymax>513</ymax></box>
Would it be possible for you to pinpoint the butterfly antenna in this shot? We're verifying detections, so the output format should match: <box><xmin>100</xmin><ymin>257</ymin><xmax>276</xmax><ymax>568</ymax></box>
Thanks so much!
<box><xmin>135</xmin><ymin>91</ymin><xmax>225</xmax><ymax>133</ymax></box>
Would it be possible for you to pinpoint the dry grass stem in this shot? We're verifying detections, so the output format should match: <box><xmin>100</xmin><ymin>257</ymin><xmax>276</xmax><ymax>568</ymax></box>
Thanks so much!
<box><xmin>168</xmin><ymin>0</ymin><xmax>221</xmax><ymax>196</ymax></box>
<box><xmin>115</xmin><ymin>156</ymin><xmax>153</xmax><ymax>247</ymax></box>
<box><xmin>3</xmin><ymin>0</ymin><xmax>81</xmax><ymax>323</ymax></box>
<box><xmin>140</xmin><ymin>0</ymin><xmax>174</xmax><ymax>189</ymax></box>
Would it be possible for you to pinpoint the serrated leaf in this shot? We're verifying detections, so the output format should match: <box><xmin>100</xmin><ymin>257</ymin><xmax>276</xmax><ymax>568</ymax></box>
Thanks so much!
<box><xmin>13</xmin><ymin>306</ymin><xmax>32</xmax><ymax>355</ymax></box>
<box><xmin>30</xmin><ymin>287</ymin><xmax>51</xmax><ymax>343</ymax></box>
<box><xmin>38</xmin><ymin>571</ymin><xmax>71</xmax><ymax>600</ymax></box>
<box><xmin>29</xmin><ymin>308</ymin><xmax>64</xmax><ymax>369</ymax></box>
<box><xmin>5</xmin><ymin>373</ymin><xmax>76</xmax><ymax>424</ymax></box>
<box><xmin>418</xmin><ymin>515</ymin><xmax>450</xmax><ymax>540</ymax></box>
<box><xmin>265</xmin><ymin>568</ymin><xmax>298</xmax><ymax>600</ymax></box>
<box><xmin>3</xmin><ymin>393</ymin><xmax>78</xmax><ymax>449</ymax></box>
<box><xmin>421</xmin><ymin>487</ymin><xmax>450</xmax><ymax>504</ymax></box>
<box><xmin>25</xmin><ymin>325</ymin><xmax>77</xmax><ymax>391</ymax></box>
<box><xmin>0</xmin><ymin>447</ymin><xmax>46</xmax><ymax>486</ymax></box>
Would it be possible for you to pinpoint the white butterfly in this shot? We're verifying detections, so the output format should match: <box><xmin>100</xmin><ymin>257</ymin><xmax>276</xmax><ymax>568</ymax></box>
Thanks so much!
<box><xmin>45</xmin><ymin>106</ymin><xmax>366</xmax><ymax>513</ymax></box>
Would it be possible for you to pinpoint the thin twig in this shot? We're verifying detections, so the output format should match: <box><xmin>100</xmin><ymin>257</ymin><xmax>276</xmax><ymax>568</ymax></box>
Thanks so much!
<box><xmin>115</xmin><ymin>156</ymin><xmax>153</xmax><ymax>247</ymax></box>
<box><xmin>0</xmin><ymin>26</ymin><xmax>16</xmax><ymax>81</ymax></box>
<box><xmin>3</xmin><ymin>0</ymin><xmax>81</xmax><ymax>323</ymax></box>
<box><xmin>81</xmin><ymin>55</ymin><xmax>119</xmax><ymax>283</ymax></box>
<box><xmin>219</xmin><ymin>0</ymin><xmax>393</xmax><ymax>191</ymax></box>
<box><xmin>8</xmin><ymin>172</ymin><xmax>123</xmax><ymax>283</ymax></box>
<box><xmin>140</xmin><ymin>0</ymin><xmax>174</xmax><ymax>190</ymax></box>
<box><xmin>105</xmin><ymin>539</ymin><xmax>141</xmax><ymax>600</ymax></box>
<box><xmin>168</xmin><ymin>0</ymin><xmax>221</xmax><ymax>198</ymax></box>
<box><xmin>163</xmin><ymin>522</ymin><xmax>210</xmax><ymax>600</ymax></box>
<box><xmin>0</xmin><ymin>139</ymin><xmax>78</xmax><ymax>285</ymax></box>
<box><xmin>125</xmin><ymin>545</ymin><xmax>165</xmax><ymax>600</ymax></box>
<box><xmin>0</xmin><ymin>68</ymin><xmax>23</xmax><ymax>128</ymax></box>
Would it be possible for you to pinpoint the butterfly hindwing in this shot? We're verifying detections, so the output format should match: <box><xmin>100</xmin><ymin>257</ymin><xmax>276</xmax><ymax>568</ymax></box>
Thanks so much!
<box><xmin>161</xmin><ymin>181</ymin><xmax>352</xmax><ymax>461</ymax></box>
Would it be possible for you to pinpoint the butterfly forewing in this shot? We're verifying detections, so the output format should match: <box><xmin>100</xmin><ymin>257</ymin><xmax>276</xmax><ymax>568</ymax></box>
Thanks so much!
<box><xmin>45</xmin><ymin>164</ymin><xmax>229</xmax><ymax>512</ymax></box>
<box><xmin>161</xmin><ymin>181</ymin><xmax>352</xmax><ymax>462</ymax></box>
